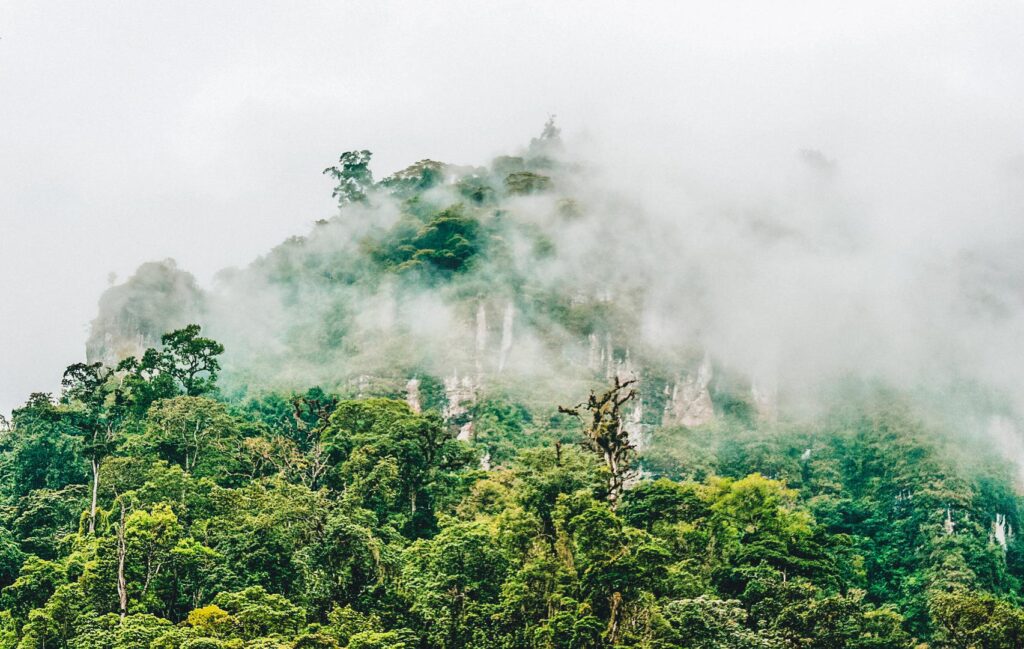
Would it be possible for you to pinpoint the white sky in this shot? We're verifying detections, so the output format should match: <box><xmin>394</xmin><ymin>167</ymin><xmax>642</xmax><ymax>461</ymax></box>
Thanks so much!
<box><xmin>2</xmin><ymin>1</ymin><xmax>1023</xmax><ymax>416</ymax></box>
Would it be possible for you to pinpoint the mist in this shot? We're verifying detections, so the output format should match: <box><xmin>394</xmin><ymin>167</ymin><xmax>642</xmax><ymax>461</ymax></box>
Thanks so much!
<box><xmin>3</xmin><ymin>0</ymin><xmax>1024</xmax><ymax>420</ymax></box>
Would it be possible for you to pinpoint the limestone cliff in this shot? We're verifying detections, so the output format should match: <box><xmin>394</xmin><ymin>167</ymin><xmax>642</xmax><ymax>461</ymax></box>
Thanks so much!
<box><xmin>86</xmin><ymin>260</ymin><xmax>205</xmax><ymax>366</ymax></box>
<box><xmin>663</xmin><ymin>354</ymin><xmax>715</xmax><ymax>428</ymax></box>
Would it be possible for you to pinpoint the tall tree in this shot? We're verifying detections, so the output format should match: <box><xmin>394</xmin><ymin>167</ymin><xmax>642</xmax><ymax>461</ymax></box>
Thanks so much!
<box><xmin>61</xmin><ymin>361</ymin><xmax>123</xmax><ymax>535</ymax></box>
<box><xmin>323</xmin><ymin>150</ymin><xmax>374</xmax><ymax>206</ymax></box>
<box><xmin>117</xmin><ymin>325</ymin><xmax>224</xmax><ymax>414</ymax></box>
<box><xmin>290</xmin><ymin>390</ymin><xmax>338</xmax><ymax>489</ymax></box>
<box><xmin>560</xmin><ymin>377</ymin><xmax>638</xmax><ymax>507</ymax></box>
<box><xmin>157</xmin><ymin>325</ymin><xmax>224</xmax><ymax>397</ymax></box>
<box><xmin>323</xmin><ymin>399</ymin><xmax>470</xmax><ymax>535</ymax></box>
<box><xmin>146</xmin><ymin>397</ymin><xmax>238</xmax><ymax>477</ymax></box>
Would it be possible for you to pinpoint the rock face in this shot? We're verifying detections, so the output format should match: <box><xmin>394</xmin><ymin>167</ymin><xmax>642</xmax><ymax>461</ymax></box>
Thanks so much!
<box><xmin>466</xmin><ymin>299</ymin><xmax>518</xmax><ymax>377</ymax></box>
<box><xmin>86</xmin><ymin>260</ymin><xmax>205</xmax><ymax>366</ymax></box>
<box><xmin>443</xmin><ymin>371</ymin><xmax>477</xmax><ymax>422</ymax></box>
<box><xmin>89</xmin><ymin>331</ymin><xmax>156</xmax><ymax>369</ymax></box>
<box><xmin>405</xmin><ymin>377</ymin><xmax>422</xmax><ymax>414</ymax></box>
<box><xmin>353</xmin><ymin>375</ymin><xmax>372</xmax><ymax>399</ymax></box>
<box><xmin>624</xmin><ymin>398</ymin><xmax>649</xmax><ymax>451</ymax></box>
<box><xmin>498</xmin><ymin>301</ymin><xmax>515</xmax><ymax>372</ymax></box>
<box><xmin>992</xmin><ymin>514</ymin><xmax>1012</xmax><ymax>550</ymax></box>
<box><xmin>586</xmin><ymin>332</ymin><xmax>636</xmax><ymax>384</ymax></box>
<box><xmin>751</xmin><ymin>376</ymin><xmax>778</xmax><ymax>422</ymax></box>
<box><xmin>663</xmin><ymin>354</ymin><xmax>714</xmax><ymax>428</ymax></box>
<box><xmin>475</xmin><ymin>303</ymin><xmax>488</xmax><ymax>376</ymax></box>
<box><xmin>987</xmin><ymin>416</ymin><xmax>1024</xmax><ymax>486</ymax></box>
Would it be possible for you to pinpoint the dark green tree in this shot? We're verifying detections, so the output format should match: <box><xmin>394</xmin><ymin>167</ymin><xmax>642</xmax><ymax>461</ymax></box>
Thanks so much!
<box><xmin>323</xmin><ymin>150</ymin><xmax>374</xmax><ymax>206</ymax></box>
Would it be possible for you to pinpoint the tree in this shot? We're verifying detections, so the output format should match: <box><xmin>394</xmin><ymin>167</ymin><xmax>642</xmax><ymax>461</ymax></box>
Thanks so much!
<box><xmin>560</xmin><ymin>377</ymin><xmax>638</xmax><ymax>507</ymax></box>
<box><xmin>8</xmin><ymin>394</ymin><xmax>89</xmax><ymax>499</ymax></box>
<box><xmin>619</xmin><ymin>478</ymin><xmax>709</xmax><ymax>533</ymax></box>
<box><xmin>402</xmin><ymin>521</ymin><xmax>509</xmax><ymax>649</ymax></box>
<box><xmin>661</xmin><ymin>596</ymin><xmax>782</xmax><ymax>649</ymax></box>
<box><xmin>378</xmin><ymin>205</ymin><xmax>485</xmax><ymax>277</ymax></box>
<box><xmin>555</xmin><ymin>494</ymin><xmax>671</xmax><ymax>642</ymax></box>
<box><xmin>323</xmin><ymin>399</ymin><xmax>471</xmax><ymax>535</ymax></box>
<box><xmin>15</xmin><ymin>582</ymin><xmax>86</xmax><ymax>649</ymax></box>
<box><xmin>930</xmin><ymin>590</ymin><xmax>1024</xmax><ymax>649</ymax></box>
<box><xmin>292</xmin><ymin>503</ymin><xmax>398</xmax><ymax>618</ymax></box>
<box><xmin>708</xmin><ymin>475</ymin><xmax>836</xmax><ymax>592</ymax></box>
<box><xmin>292</xmin><ymin>632</ymin><xmax>342</xmax><ymax>648</ymax></box>
<box><xmin>202</xmin><ymin>479</ymin><xmax>323</xmax><ymax>602</ymax></box>
<box><xmin>145</xmin><ymin>397</ymin><xmax>238</xmax><ymax>477</ymax></box>
<box><xmin>323</xmin><ymin>150</ymin><xmax>374</xmax><ymax>206</ymax></box>
<box><xmin>513</xmin><ymin>444</ymin><xmax>605</xmax><ymax>543</ymax></box>
<box><xmin>0</xmin><ymin>528</ymin><xmax>24</xmax><ymax>590</ymax></box>
<box><xmin>504</xmin><ymin>171</ymin><xmax>552</xmax><ymax>195</ymax></box>
<box><xmin>345</xmin><ymin>629</ymin><xmax>414</xmax><ymax>648</ymax></box>
<box><xmin>212</xmin><ymin>586</ymin><xmax>305</xmax><ymax>641</ymax></box>
<box><xmin>114</xmin><ymin>613</ymin><xmax>174</xmax><ymax>648</ymax></box>
<box><xmin>238</xmin><ymin>389</ymin><xmax>337</xmax><ymax>488</ymax></box>
<box><xmin>117</xmin><ymin>325</ymin><xmax>224</xmax><ymax>413</ymax></box>
<box><xmin>290</xmin><ymin>390</ymin><xmax>337</xmax><ymax>489</ymax></box>
<box><xmin>2</xmin><ymin>556</ymin><xmax>65</xmax><ymax>620</ymax></box>
<box><xmin>158</xmin><ymin>325</ymin><xmax>224</xmax><ymax>397</ymax></box>
<box><xmin>61</xmin><ymin>361</ymin><xmax>123</xmax><ymax>534</ymax></box>
<box><xmin>379</xmin><ymin>159</ymin><xmax>446</xmax><ymax>198</ymax></box>
<box><xmin>11</xmin><ymin>486</ymin><xmax>88</xmax><ymax>560</ymax></box>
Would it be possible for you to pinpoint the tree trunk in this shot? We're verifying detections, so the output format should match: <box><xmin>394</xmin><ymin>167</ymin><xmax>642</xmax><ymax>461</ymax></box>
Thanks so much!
<box><xmin>117</xmin><ymin>506</ymin><xmax>127</xmax><ymax>619</ymax></box>
<box><xmin>89</xmin><ymin>458</ymin><xmax>99</xmax><ymax>535</ymax></box>
<box><xmin>607</xmin><ymin>591</ymin><xmax>623</xmax><ymax>645</ymax></box>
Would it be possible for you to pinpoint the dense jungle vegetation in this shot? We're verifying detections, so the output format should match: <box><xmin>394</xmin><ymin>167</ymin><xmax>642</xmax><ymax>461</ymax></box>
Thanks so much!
<box><xmin>3</xmin><ymin>326</ymin><xmax>1024</xmax><ymax>648</ymax></box>
<box><xmin>5</xmin><ymin>123</ymin><xmax>1024</xmax><ymax>648</ymax></box>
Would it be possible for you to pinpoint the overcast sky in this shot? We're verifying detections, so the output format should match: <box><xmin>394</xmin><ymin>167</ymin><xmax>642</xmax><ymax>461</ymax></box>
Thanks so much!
<box><xmin>2</xmin><ymin>1</ymin><xmax>1023</xmax><ymax>416</ymax></box>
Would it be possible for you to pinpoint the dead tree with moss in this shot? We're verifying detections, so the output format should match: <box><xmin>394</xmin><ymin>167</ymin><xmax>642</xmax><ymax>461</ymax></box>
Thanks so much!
<box><xmin>560</xmin><ymin>376</ymin><xmax>638</xmax><ymax>507</ymax></box>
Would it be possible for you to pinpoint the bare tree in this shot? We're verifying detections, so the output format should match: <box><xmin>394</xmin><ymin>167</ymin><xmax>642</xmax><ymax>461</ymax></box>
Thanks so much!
<box><xmin>560</xmin><ymin>376</ymin><xmax>638</xmax><ymax>507</ymax></box>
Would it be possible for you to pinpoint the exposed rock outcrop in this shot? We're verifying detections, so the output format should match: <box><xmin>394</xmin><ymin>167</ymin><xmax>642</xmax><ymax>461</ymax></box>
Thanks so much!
<box><xmin>498</xmin><ymin>301</ymin><xmax>515</xmax><ymax>372</ymax></box>
<box><xmin>406</xmin><ymin>377</ymin><xmax>422</xmax><ymax>414</ymax></box>
<box><xmin>992</xmin><ymin>513</ymin><xmax>1012</xmax><ymax>550</ymax></box>
<box><xmin>663</xmin><ymin>354</ymin><xmax>714</xmax><ymax>428</ymax></box>
<box><xmin>443</xmin><ymin>370</ymin><xmax>477</xmax><ymax>422</ymax></box>
<box><xmin>625</xmin><ymin>397</ymin><xmax>649</xmax><ymax>451</ymax></box>
<box><xmin>475</xmin><ymin>303</ymin><xmax>488</xmax><ymax>377</ymax></box>
<box><xmin>751</xmin><ymin>376</ymin><xmax>778</xmax><ymax>422</ymax></box>
<box><xmin>86</xmin><ymin>260</ymin><xmax>204</xmax><ymax>366</ymax></box>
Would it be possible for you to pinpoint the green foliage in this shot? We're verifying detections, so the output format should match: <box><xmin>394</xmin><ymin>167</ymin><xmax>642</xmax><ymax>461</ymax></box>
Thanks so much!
<box><xmin>6</xmin><ymin>308</ymin><xmax>1024</xmax><ymax>649</ymax></box>
<box><xmin>323</xmin><ymin>398</ymin><xmax>472</xmax><ymax>536</ymax></box>
<box><xmin>401</xmin><ymin>521</ymin><xmax>508</xmax><ymax>648</ymax></box>
<box><xmin>324</xmin><ymin>150</ymin><xmax>374</xmax><ymax>206</ymax></box>
<box><xmin>212</xmin><ymin>586</ymin><xmax>305</xmax><ymax>640</ymax></box>
<box><xmin>930</xmin><ymin>589</ymin><xmax>1024</xmax><ymax>648</ymax></box>
<box><xmin>7</xmin><ymin>395</ymin><xmax>89</xmax><ymax>498</ymax></box>
<box><xmin>467</xmin><ymin>398</ymin><xmax>537</xmax><ymax>465</ymax></box>
<box><xmin>661</xmin><ymin>596</ymin><xmax>781</xmax><ymax>648</ymax></box>
<box><xmin>116</xmin><ymin>325</ymin><xmax>224</xmax><ymax>415</ymax></box>
<box><xmin>368</xmin><ymin>204</ymin><xmax>486</xmax><ymax>278</ymax></box>
<box><xmin>504</xmin><ymin>171</ymin><xmax>552</xmax><ymax>195</ymax></box>
<box><xmin>143</xmin><ymin>397</ymin><xmax>239</xmax><ymax>478</ymax></box>
<box><xmin>379</xmin><ymin>160</ymin><xmax>446</xmax><ymax>199</ymax></box>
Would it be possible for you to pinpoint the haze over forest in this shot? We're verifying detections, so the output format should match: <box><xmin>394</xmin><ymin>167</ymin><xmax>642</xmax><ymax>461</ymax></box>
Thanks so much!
<box><xmin>4</xmin><ymin>3</ymin><xmax>1024</xmax><ymax>649</ymax></box>
<box><xmin>4</xmin><ymin>1</ymin><xmax>1024</xmax><ymax>416</ymax></box>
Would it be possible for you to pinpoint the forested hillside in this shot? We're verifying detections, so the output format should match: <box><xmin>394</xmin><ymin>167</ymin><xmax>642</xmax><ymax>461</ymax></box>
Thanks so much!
<box><xmin>4</xmin><ymin>124</ymin><xmax>1024</xmax><ymax>648</ymax></box>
